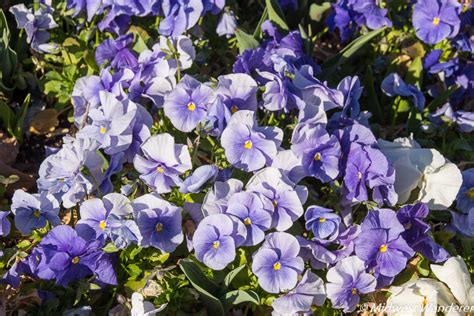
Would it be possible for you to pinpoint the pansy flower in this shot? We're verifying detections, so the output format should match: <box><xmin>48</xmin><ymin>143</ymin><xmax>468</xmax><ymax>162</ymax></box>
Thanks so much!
<box><xmin>133</xmin><ymin>133</ymin><xmax>192</xmax><ymax>193</ymax></box>
<box><xmin>305</xmin><ymin>206</ymin><xmax>341</xmax><ymax>242</ymax></box>
<box><xmin>456</xmin><ymin>168</ymin><xmax>474</xmax><ymax>214</ymax></box>
<box><xmin>326</xmin><ymin>256</ymin><xmax>377</xmax><ymax>313</ymax></box>
<box><xmin>193</xmin><ymin>214</ymin><xmax>246</xmax><ymax>270</ymax></box>
<box><xmin>132</xmin><ymin>193</ymin><xmax>183</xmax><ymax>253</ymax></box>
<box><xmin>215</xmin><ymin>74</ymin><xmax>258</xmax><ymax>113</ymax></box>
<box><xmin>95</xmin><ymin>34</ymin><xmax>138</xmax><ymax>69</ymax></box>
<box><xmin>0</xmin><ymin>211</ymin><xmax>10</xmax><ymax>236</ymax></box>
<box><xmin>225</xmin><ymin>191</ymin><xmax>273</xmax><ymax>246</ymax></box>
<box><xmin>202</xmin><ymin>179</ymin><xmax>244</xmax><ymax>216</ymax></box>
<box><xmin>252</xmin><ymin>232</ymin><xmax>304</xmax><ymax>293</ymax></box>
<box><xmin>164</xmin><ymin>75</ymin><xmax>213</xmax><ymax>132</ymax></box>
<box><xmin>11</xmin><ymin>190</ymin><xmax>60</xmax><ymax>235</ymax></box>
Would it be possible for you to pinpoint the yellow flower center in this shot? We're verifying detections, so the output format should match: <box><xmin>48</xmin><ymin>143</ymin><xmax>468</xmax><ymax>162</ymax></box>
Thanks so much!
<box><xmin>244</xmin><ymin>140</ymin><xmax>253</xmax><ymax>149</ymax></box>
<box><xmin>213</xmin><ymin>241</ymin><xmax>220</xmax><ymax>249</ymax></box>
<box><xmin>314</xmin><ymin>152</ymin><xmax>321</xmax><ymax>161</ymax></box>
<box><xmin>273</xmin><ymin>261</ymin><xmax>281</xmax><ymax>271</ymax></box>
<box><xmin>244</xmin><ymin>217</ymin><xmax>252</xmax><ymax>225</ymax></box>
<box><xmin>99</xmin><ymin>220</ymin><xmax>107</xmax><ymax>231</ymax></box>
<box><xmin>71</xmin><ymin>256</ymin><xmax>80</xmax><ymax>264</ymax></box>
<box><xmin>357</xmin><ymin>171</ymin><xmax>363</xmax><ymax>180</ymax></box>
<box><xmin>351</xmin><ymin>288</ymin><xmax>357</xmax><ymax>295</ymax></box>
<box><xmin>187</xmin><ymin>102</ymin><xmax>196</xmax><ymax>111</ymax></box>
<box><xmin>379</xmin><ymin>244</ymin><xmax>388</xmax><ymax>253</ymax></box>
<box><xmin>155</xmin><ymin>223</ymin><xmax>163</xmax><ymax>232</ymax></box>
<box><xmin>156</xmin><ymin>166</ymin><xmax>165</xmax><ymax>173</ymax></box>
<box><xmin>422</xmin><ymin>296</ymin><xmax>428</xmax><ymax>307</ymax></box>
<box><xmin>319</xmin><ymin>217</ymin><xmax>326</xmax><ymax>223</ymax></box>
<box><xmin>231</xmin><ymin>105</ymin><xmax>238</xmax><ymax>113</ymax></box>
<box><xmin>33</xmin><ymin>210</ymin><xmax>40</xmax><ymax>218</ymax></box>
<box><xmin>467</xmin><ymin>188</ymin><xmax>474</xmax><ymax>199</ymax></box>
<box><xmin>432</xmin><ymin>17</ymin><xmax>440</xmax><ymax>26</ymax></box>
<box><xmin>58</xmin><ymin>178</ymin><xmax>65</xmax><ymax>182</ymax></box>
<box><xmin>273</xmin><ymin>200</ymin><xmax>278</xmax><ymax>208</ymax></box>
<box><xmin>100</xmin><ymin>126</ymin><xmax>106</xmax><ymax>134</ymax></box>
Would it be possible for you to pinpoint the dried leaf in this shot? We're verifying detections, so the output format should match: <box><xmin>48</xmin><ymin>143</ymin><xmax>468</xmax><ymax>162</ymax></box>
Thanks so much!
<box><xmin>0</xmin><ymin>132</ymin><xmax>18</xmax><ymax>165</ymax></box>
<box><xmin>29</xmin><ymin>108</ymin><xmax>59</xmax><ymax>135</ymax></box>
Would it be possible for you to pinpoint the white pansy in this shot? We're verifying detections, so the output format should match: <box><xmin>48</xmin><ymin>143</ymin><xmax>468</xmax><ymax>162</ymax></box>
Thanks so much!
<box><xmin>387</xmin><ymin>279</ymin><xmax>462</xmax><ymax>316</ymax></box>
<box><xmin>431</xmin><ymin>256</ymin><xmax>474</xmax><ymax>306</ymax></box>
<box><xmin>378</xmin><ymin>136</ymin><xmax>462</xmax><ymax>210</ymax></box>
<box><xmin>131</xmin><ymin>292</ymin><xmax>167</xmax><ymax>316</ymax></box>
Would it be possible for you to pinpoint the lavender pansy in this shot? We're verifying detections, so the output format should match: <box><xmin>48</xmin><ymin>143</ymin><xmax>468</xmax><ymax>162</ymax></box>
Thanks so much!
<box><xmin>9</xmin><ymin>4</ymin><xmax>58</xmax><ymax>53</ymax></box>
<box><xmin>272</xmin><ymin>271</ymin><xmax>326</xmax><ymax>315</ymax></box>
<box><xmin>180</xmin><ymin>165</ymin><xmax>219</xmax><ymax>193</ymax></box>
<box><xmin>133</xmin><ymin>133</ymin><xmax>192</xmax><ymax>193</ymax></box>
<box><xmin>456</xmin><ymin>168</ymin><xmax>474</xmax><ymax>214</ymax></box>
<box><xmin>216</xmin><ymin>10</ymin><xmax>237</xmax><ymax>37</ymax></box>
<box><xmin>291</xmin><ymin>123</ymin><xmax>341</xmax><ymax>182</ymax></box>
<box><xmin>11</xmin><ymin>190</ymin><xmax>60</xmax><ymax>235</ymax></box>
<box><xmin>326</xmin><ymin>256</ymin><xmax>377</xmax><ymax>313</ymax></box>
<box><xmin>305</xmin><ymin>206</ymin><xmax>341</xmax><ymax>242</ymax></box>
<box><xmin>164</xmin><ymin>75</ymin><xmax>213</xmax><ymax>132</ymax></box>
<box><xmin>354</xmin><ymin>208</ymin><xmax>415</xmax><ymax>280</ymax></box>
<box><xmin>202</xmin><ymin>179</ymin><xmax>243</xmax><ymax>216</ymax></box>
<box><xmin>221</xmin><ymin>111</ymin><xmax>283</xmax><ymax>172</ymax></box>
<box><xmin>412</xmin><ymin>0</ymin><xmax>461</xmax><ymax>45</ymax></box>
<box><xmin>271</xmin><ymin>150</ymin><xmax>306</xmax><ymax>184</ymax></box>
<box><xmin>397</xmin><ymin>203</ymin><xmax>449</xmax><ymax>263</ymax></box>
<box><xmin>225</xmin><ymin>191</ymin><xmax>273</xmax><ymax>246</ymax></box>
<box><xmin>67</xmin><ymin>0</ymin><xmax>102</xmax><ymax>21</ymax></box>
<box><xmin>193</xmin><ymin>214</ymin><xmax>246</xmax><ymax>270</ymax></box>
<box><xmin>381</xmin><ymin>73</ymin><xmax>425</xmax><ymax>111</ymax></box>
<box><xmin>96</xmin><ymin>34</ymin><xmax>138</xmax><ymax>69</ymax></box>
<box><xmin>132</xmin><ymin>193</ymin><xmax>183</xmax><ymax>253</ymax></box>
<box><xmin>38</xmin><ymin>225</ymin><xmax>116</xmax><ymax>286</ymax></box>
<box><xmin>159</xmin><ymin>0</ymin><xmax>204</xmax><ymax>36</ymax></box>
<box><xmin>215</xmin><ymin>74</ymin><xmax>258</xmax><ymax>113</ymax></box>
<box><xmin>77</xmin><ymin>91</ymin><xmax>137</xmax><ymax>155</ymax></box>
<box><xmin>252</xmin><ymin>232</ymin><xmax>304</xmax><ymax>293</ymax></box>
<box><xmin>0</xmin><ymin>211</ymin><xmax>11</xmax><ymax>236</ymax></box>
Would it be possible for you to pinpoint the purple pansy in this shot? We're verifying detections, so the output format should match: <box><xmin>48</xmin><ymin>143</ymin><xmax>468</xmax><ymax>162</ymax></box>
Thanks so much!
<box><xmin>397</xmin><ymin>203</ymin><xmax>449</xmax><ymax>263</ymax></box>
<box><xmin>133</xmin><ymin>133</ymin><xmax>192</xmax><ymax>193</ymax></box>
<box><xmin>272</xmin><ymin>270</ymin><xmax>326</xmax><ymax>315</ymax></box>
<box><xmin>215</xmin><ymin>73</ymin><xmax>258</xmax><ymax>113</ymax></box>
<box><xmin>38</xmin><ymin>225</ymin><xmax>116</xmax><ymax>286</ymax></box>
<box><xmin>37</xmin><ymin>137</ymin><xmax>105</xmax><ymax>208</ymax></box>
<box><xmin>225</xmin><ymin>191</ymin><xmax>273</xmax><ymax>246</ymax></box>
<box><xmin>0</xmin><ymin>211</ymin><xmax>11</xmax><ymax>236</ymax></box>
<box><xmin>67</xmin><ymin>0</ymin><xmax>102</xmax><ymax>21</ymax></box>
<box><xmin>159</xmin><ymin>0</ymin><xmax>204</xmax><ymax>36</ymax></box>
<box><xmin>252</xmin><ymin>232</ymin><xmax>304</xmax><ymax>293</ymax></box>
<box><xmin>180</xmin><ymin>165</ymin><xmax>219</xmax><ymax>194</ymax></box>
<box><xmin>381</xmin><ymin>73</ymin><xmax>426</xmax><ymax>111</ymax></box>
<box><xmin>291</xmin><ymin>123</ymin><xmax>341</xmax><ymax>182</ymax></box>
<box><xmin>9</xmin><ymin>4</ymin><xmax>58</xmax><ymax>53</ymax></box>
<box><xmin>412</xmin><ymin>0</ymin><xmax>461</xmax><ymax>45</ymax></box>
<box><xmin>221</xmin><ymin>111</ymin><xmax>283</xmax><ymax>172</ymax></box>
<box><xmin>202</xmin><ymin>179</ymin><xmax>244</xmax><ymax>216</ymax></box>
<box><xmin>456</xmin><ymin>168</ymin><xmax>474</xmax><ymax>214</ymax></box>
<box><xmin>354</xmin><ymin>209</ymin><xmax>415</xmax><ymax>281</ymax></box>
<box><xmin>76</xmin><ymin>193</ymin><xmax>139</xmax><ymax>249</ymax></box>
<box><xmin>164</xmin><ymin>75</ymin><xmax>213</xmax><ymax>132</ymax></box>
<box><xmin>77</xmin><ymin>92</ymin><xmax>138</xmax><ymax>155</ymax></box>
<box><xmin>11</xmin><ymin>190</ymin><xmax>60</xmax><ymax>235</ymax></box>
<box><xmin>193</xmin><ymin>214</ymin><xmax>246</xmax><ymax>270</ymax></box>
<box><xmin>326</xmin><ymin>256</ymin><xmax>376</xmax><ymax>313</ymax></box>
<box><xmin>305</xmin><ymin>206</ymin><xmax>341</xmax><ymax>242</ymax></box>
<box><xmin>132</xmin><ymin>193</ymin><xmax>184</xmax><ymax>253</ymax></box>
<box><xmin>95</xmin><ymin>34</ymin><xmax>138</xmax><ymax>69</ymax></box>
<box><xmin>247</xmin><ymin>167</ymin><xmax>307</xmax><ymax>231</ymax></box>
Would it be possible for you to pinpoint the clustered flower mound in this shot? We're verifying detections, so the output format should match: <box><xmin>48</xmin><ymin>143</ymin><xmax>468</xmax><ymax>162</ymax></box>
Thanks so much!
<box><xmin>0</xmin><ymin>0</ymin><xmax>473</xmax><ymax>315</ymax></box>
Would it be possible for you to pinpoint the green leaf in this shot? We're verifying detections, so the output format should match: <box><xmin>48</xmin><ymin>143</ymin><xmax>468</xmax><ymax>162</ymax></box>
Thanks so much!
<box><xmin>15</xmin><ymin>94</ymin><xmax>30</xmax><ymax>142</ymax></box>
<box><xmin>0</xmin><ymin>9</ymin><xmax>18</xmax><ymax>87</ymax></box>
<box><xmin>221</xmin><ymin>290</ymin><xmax>260</xmax><ymax>308</ymax></box>
<box><xmin>235</xmin><ymin>29</ymin><xmax>260</xmax><ymax>54</ymax></box>
<box><xmin>426</xmin><ymin>84</ymin><xmax>459</xmax><ymax>112</ymax></box>
<box><xmin>321</xmin><ymin>27</ymin><xmax>386</xmax><ymax>80</ymax></box>
<box><xmin>0</xmin><ymin>99</ymin><xmax>15</xmax><ymax>137</ymax></box>
<box><xmin>179</xmin><ymin>259</ymin><xmax>225</xmax><ymax>316</ymax></box>
<box><xmin>309</xmin><ymin>2</ymin><xmax>331</xmax><ymax>22</ymax></box>
<box><xmin>253</xmin><ymin>7</ymin><xmax>268</xmax><ymax>39</ymax></box>
<box><xmin>223</xmin><ymin>264</ymin><xmax>246</xmax><ymax>287</ymax></box>
<box><xmin>265</xmin><ymin>0</ymin><xmax>289</xmax><ymax>31</ymax></box>
<box><xmin>405</xmin><ymin>56</ymin><xmax>423</xmax><ymax>86</ymax></box>
<box><xmin>362</xmin><ymin>66</ymin><xmax>383</xmax><ymax>123</ymax></box>
<box><xmin>416</xmin><ymin>257</ymin><xmax>430</xmax><ymax>277</ymax></box>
